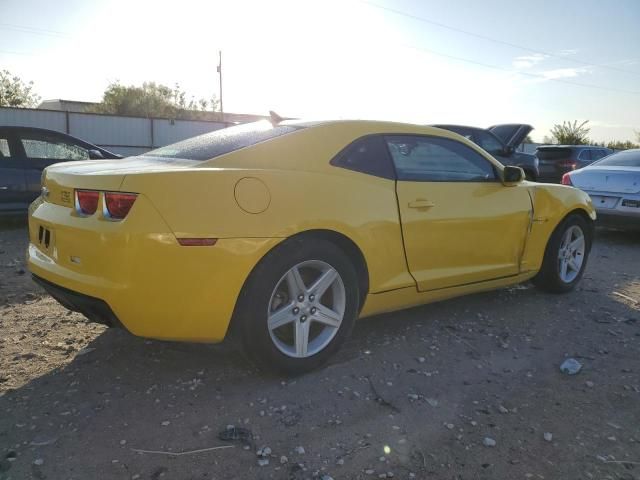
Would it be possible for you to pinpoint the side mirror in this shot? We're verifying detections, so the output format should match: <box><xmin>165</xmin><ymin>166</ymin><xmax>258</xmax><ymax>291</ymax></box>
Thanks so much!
<box><xmin>503</xmin><ymin>165</ymin><xmax>524</xmax><ymax>184</ymax></box>
<box><xmin>88</xmin><ymin>149</ymin><xmax>105</xmax><ymax>160</ymax></box>
<box><xmin>502</xmin><ymin>145</ymin><xmax>514</xmax><ymax>156</ymax></box>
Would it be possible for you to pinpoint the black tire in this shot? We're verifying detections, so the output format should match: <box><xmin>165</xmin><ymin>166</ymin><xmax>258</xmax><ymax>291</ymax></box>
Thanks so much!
<box><xmin>531</xmin><ymin>213</ymin><xmax>593</xmax><ymax>293</ymax></box>
<box><xmin>233</xmin><ymin>236</ymin><xmax>360</xmax><ymax>375</ymax></box>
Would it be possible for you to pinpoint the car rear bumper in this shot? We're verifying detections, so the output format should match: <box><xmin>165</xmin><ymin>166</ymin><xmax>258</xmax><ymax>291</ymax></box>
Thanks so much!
<box><xmin>32</xmin><ymin>274</ymin><xmax>124</xmax><ymax>328</ymax></box>
<box><xmin>27</xmin><ymin>196</ymin><xmax>283</xmax><ymax>342</ymax></box>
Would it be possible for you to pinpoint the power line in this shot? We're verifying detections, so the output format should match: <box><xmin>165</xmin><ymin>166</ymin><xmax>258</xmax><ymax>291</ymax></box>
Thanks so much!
<box><xmin>0</xmin><ymin>22</ymin><xmax>69</xmax><ymax>38</ymax></box>
<box><xmin>362</xmin><ymin>1</ymin><xmax>640</xmax><ymax>77</ymax></box>
<box><xmin>402</xmin><ymin>42</ymin><xmax>640</xmax><ymax>95</ymax></box>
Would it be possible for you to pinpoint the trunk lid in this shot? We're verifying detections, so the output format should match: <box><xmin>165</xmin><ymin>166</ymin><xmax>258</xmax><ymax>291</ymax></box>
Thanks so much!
<box><xmin>571</xmin><ymin>166</ymin><xmax>640</xmax><ymax>194</ymax></box>
<box><xmin>43</xmin><ymin>156</ymin><xmax>195</xmax><ymax>208</ymax></box>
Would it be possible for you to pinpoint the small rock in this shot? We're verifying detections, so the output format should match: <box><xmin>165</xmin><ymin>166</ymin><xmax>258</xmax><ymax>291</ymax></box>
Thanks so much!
<box><xmin>543</xmin><ymin>432</ymin><xmax>553</xmax><ymax>442</ymax></box>
<box><xmin>426</xmin><ymin>398</ymin><xmax>438</xmax><ymax>407</ymax></box>
<box><xmin>417</xmin><ymin>357</ymin><xmax>426</xmax><ymax>363</ymax></box>
<box><xmin>76</xmin><ymin>347</ymin><xmax>95</xmax><ymax>356</ymax></box>
<box><xmin>407</xmin><ymin>394</ymin><xmax>420</xmax><ymax>401</ymax></box>
<box><xmin>33</xmin><ymin>458</ymin><xmax>44</xmax><ymax>466</ymax></box>
<box><xmin>365</xmin><ymin>469</ymin><xmax>375</xmax><ymax>475</ymax></box>
<box><xmin>120</xmin><ymin>440</ymin><xmax>127</xmax><ymax>446</ymax></box>
<box><xmin>336</xmin><ymin>458</ymin><xmax>344</xmax><ymax>465</ymax></box>
<box><xmin>585</xmin><ymin>381</ymin><xmax>594</xmax><ymax>388</ymax></box>
<box><xmin>257</xmin><ymin>458</ymin><xmax>269</xmax><ymax>467</ymax></box>
<box><xmin>483</xmin><ymin>437</ymin><xmax>496</xmax><ymax>447</ymax></box>
<box><xmin>161</xmin><ymin>420</ymin><xmax>170</xmax><ymax>426</ymax></box>
<box><xmin>560</xmin><ymin>358</ymin><xmax>582</xmax><ymax>375</ymax></box>
<box><xmin>321</xmin><ymin>475</ymin><xmax>334</xmax><ymax>480</ymax></box>
<box><xmin>446</xmin><ymin>423</ymin><xmax>454</xmax><ymax>430</ymax></box>
<box><xmin>280</xmin><ymin>455</ymin><xmax>288</xmax><ymax>464</ymax></box>
<box><xmin>294</xmin><ymin>446</ymin><xmax>305</xmax><ymax>455</ymax></box>
<box><xmin>262</xmin><ymin>447</ymin><xmax>272</xmax><ymax>456</ymax></box>
<box><xmin>498</xmin><ymin>405</ymin><xmax>509</xmax><ymax>414</ymax></box>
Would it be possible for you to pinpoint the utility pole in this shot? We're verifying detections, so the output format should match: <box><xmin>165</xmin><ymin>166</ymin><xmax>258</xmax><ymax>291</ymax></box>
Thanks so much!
<box><xmin>217</xmin><ymin>50</ymin><xmax>224</xmax><ymax>124</ymax></box>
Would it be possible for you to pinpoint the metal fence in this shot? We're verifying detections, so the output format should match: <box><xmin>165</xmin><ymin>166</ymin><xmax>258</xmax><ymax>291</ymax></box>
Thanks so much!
<box><xmin>0</xmin><ymin>107</ymin><xmax>229</xmax><ymax>156</ymax></box>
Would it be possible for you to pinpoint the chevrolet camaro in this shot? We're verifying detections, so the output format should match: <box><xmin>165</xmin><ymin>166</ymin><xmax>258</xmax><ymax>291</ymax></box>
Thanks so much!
<box><xmin>28</xmin><ymin>119</ymin><xmax>595</xmax><ymax>373</ymax></box>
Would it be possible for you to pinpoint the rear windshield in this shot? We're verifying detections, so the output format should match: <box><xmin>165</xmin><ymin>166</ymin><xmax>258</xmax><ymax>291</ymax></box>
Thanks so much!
<box><xmin>536</xmin><ymin>147</ymin><xmax>572</xmax><ymax>160</ymax></box>
<box><xmin>144</xmin><ymin>121</ymin><xmax>302</xmax><ymax>161</ymax></box>
<box><xmin>594</xmin><ymin>149</ymin><xmax>640</xmax><ymax>167</ymax></box>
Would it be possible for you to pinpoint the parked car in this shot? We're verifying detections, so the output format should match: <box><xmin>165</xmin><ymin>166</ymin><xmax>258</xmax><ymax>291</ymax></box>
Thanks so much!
<box><xmin>433</xmin><ymin>124</ymin><xmax>538</xmax><ymax>180</ymax></box>
<box><xmin>0</xmin><ymin>126</ymin><xmax>120</xmax><ymax>215</ymax></box>
<box><xmin>563</xmin><ymin>148</ymin><xmax>640</xmax><ymax>229</ymax></box>
<box><xmin>536</xmin><ymin>145</ymin><xmax>613</xmax><ymax>183</ymax></box>
<box><xmin>28</xmin><ymin>119</ymin><xmax>594</xmax><ymax>373</ymax></box>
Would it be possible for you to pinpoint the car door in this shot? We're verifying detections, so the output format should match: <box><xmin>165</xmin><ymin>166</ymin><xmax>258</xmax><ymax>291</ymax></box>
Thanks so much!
<box><xmin>18</xmin><ymin>130</ymin><xmax>90</xmax><ymax>202</ymax></box>
<box><xmin>0</xmin><ymin>129</ymin><xmax>29</xmax><ymax>213</ymax></box>
<box><xmin>387</xmin><ymin>135</ymin><xmax>532</xmax><ymax>291</ymax></box>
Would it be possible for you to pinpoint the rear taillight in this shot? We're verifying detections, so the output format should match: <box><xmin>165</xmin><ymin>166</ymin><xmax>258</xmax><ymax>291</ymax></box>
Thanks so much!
<box><xmin>559</xmin><ymin>160</ymin><xmax>577</xmax><ymax>170</ymax></box>
<box><xmin>75</xmin><ymin>190</ymin><xmax>99</xmax><ymax>215</ymax></box>
<box><xmin>561</xmin><ymin>173</ymin><xmax>573</xmax><ymax>186</ymax></box>
<box><xmin>105</xmin><ymin>192</ymin><xmax>137</xmax><ymax>219</ymax></box>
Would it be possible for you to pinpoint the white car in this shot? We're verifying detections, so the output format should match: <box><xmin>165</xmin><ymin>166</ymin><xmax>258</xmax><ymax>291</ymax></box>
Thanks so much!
<box><xmin>563</xmin><ymin>149</ymin><xmax>640</xmax><ymax>229</ymax></box>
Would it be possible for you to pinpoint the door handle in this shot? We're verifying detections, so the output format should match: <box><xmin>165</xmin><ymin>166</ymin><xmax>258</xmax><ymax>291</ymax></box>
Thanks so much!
<box><xmin>408</xmin><ymin>199</ymin><xmax>435</xmax><ymax>209</ymax></box>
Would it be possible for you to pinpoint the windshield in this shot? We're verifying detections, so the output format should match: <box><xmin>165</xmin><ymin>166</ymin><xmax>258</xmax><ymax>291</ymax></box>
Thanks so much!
<box><xmin>144</xmin><ymin>120</ymin><xmax>302</xmax><ymax>161</ymax></box>
<box><xmin>593</xmin><ymin>149</ymin><xmax>640</xmax><ymax>167</ymax></box>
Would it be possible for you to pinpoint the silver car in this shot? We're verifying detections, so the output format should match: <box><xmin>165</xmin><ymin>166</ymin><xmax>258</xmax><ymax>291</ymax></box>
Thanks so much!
<box><xmin>563</xmin><ymin>149</ymin><xmax>640</xmax><ymax>228</ymax></box>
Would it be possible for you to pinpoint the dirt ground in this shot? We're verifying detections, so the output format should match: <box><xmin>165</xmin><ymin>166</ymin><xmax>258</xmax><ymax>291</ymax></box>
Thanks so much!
<box><xmin>0</xmin><ymin>221</ymin><xmax>639</xmax><ymax>480</ymax></box>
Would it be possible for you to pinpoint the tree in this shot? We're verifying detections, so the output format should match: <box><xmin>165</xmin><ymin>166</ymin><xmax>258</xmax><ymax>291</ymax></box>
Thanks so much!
<box><xmin>549</xmin><ymin>120</ymin><xmax>591</xmax><ymax>145</ymax></box>
<box><xmin>90</xmin><ymin>81</ymin><xmax>219</xmax><ymax>120</ymax></box>
<box><xmin>0</xmin><ymin>70</ymin><xmax>41</xmax><ymax>108</ymax></box>
<box><xmin>606</xmin><ymin>139</ymin><xmax>639</xmax><ymax>150</ymax></box>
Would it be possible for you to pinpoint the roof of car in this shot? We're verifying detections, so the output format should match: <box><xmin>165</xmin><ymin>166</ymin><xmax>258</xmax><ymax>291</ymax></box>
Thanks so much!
<box><xmin>537</xmin><ymin>145</ymin><xmax>611</xmax><ymax>150</ymax></box>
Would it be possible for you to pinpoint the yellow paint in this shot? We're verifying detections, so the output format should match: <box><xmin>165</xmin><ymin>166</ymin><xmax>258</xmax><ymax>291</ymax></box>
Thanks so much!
<box><xmin>27</xmin><ymin>120</ymin><xmax>595</xmax><ymax>342</ymax></box>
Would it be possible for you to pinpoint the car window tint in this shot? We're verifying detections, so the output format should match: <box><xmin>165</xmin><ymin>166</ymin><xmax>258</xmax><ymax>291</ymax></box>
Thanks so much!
<box><xmin>0</xmin><ymin>138</ymin><xmax>10</xmax><ymax>158</ymax></box>
<box><xmin>146</xmin><ymin>121</ymin><xmax>302</xmax><ymax>161</ymax></box>
<box><xmin>21</xmin><ymin>135</ymin><xmax>89</xmax><ymax>160</ymax></box>
<box><xmin>578</xmin><ymin>150</ymin><xmax>591</xmax><ymax>161</ymax></box>
<box><xmin>595</xmin><ymin>149</ymin><xmax>640</xmax><ymax>167</ymax></box>
<box><xmin>386</xmin><ymin>135</ymin><xmax>497</xmax><ymax>182</ymax></box>
<box><xmin>473</xmin><ymin>130</ymin><xmax>503</xmax><ymax>155</ymax></box>
<box><xmin>330</xmin><ymin>135</ymin><xmax>395</xmax><ymax>179</ymax></box>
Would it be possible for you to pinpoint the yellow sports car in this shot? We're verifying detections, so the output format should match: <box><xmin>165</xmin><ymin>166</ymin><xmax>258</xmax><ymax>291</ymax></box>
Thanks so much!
<box><xmin>28</xmin><ymin>119</ymin><xmax>595</xmax><ymax>373</ymax></box>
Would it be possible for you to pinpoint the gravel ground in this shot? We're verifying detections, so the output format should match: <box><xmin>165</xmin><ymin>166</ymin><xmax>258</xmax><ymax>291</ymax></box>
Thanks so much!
<box><xmin>1</xmin><ymin>221</ymin><xmax>639</xmax><ymax>480</ymax></box>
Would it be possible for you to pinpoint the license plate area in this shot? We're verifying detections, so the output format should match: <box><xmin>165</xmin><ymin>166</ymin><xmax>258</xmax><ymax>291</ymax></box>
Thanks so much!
<box><xmin>621</xmin><ymin>199</ymin><xmax>640</xmax><ymax>208</ymax></box>
<box><xmin>590</xmin><ymin>195</ymin><xmax>619</xmax><ymax>209</ymax></box>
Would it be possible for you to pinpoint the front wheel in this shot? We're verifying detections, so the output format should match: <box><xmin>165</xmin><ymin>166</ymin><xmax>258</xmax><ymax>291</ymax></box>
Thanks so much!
<box><xmin>233</xmin><ymin>237</ymin><xmax>360</xmax><ymax>374</ymax></box>
<box><xmin>532</xmin><ymin>214</ymin><xmax>592</xmax><ymax>293</ymax></box>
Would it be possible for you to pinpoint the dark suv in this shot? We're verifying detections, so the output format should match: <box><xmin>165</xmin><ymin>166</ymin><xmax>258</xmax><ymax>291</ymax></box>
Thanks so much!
<box><xmin>0</xmin><ymin>127</ymin><xmax>120</xmax><ymax>215</ymax></box>
<box><xmin>535</xmin><ymin>145</ymin><xmax>613</xmax><ymax>183</ymax></box>
<box><xmin>433</xmin><ymin>124</ymin><xmax>538</xmax><ymax>180</ymax></box>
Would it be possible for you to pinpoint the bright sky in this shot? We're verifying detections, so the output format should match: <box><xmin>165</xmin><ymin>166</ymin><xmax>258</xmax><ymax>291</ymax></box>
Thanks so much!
<box><xmin>1</xmin><ymin>0</ymin><xmax>639</xmax><ymax>142</ymax></box>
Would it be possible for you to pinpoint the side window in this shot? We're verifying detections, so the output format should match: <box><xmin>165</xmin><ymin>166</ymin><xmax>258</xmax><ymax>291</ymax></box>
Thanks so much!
<box><xmin>386</xmin><ymin>135</ymin><xmax>497</xmax><ymax>182</ymax></box>
<box><xmin>330</xmin><ymin>135</ymin><xmax>395</xmax><ymax>179</ymax></box>
<box><xmin>577</xmin><ymin>149</ymin><xmax>591</xmax><ymax>162</ymax></box>
<box><xmin>20</xmin><ymin>134</ymin><xmax>89</xmax><ymax>161</ymax></box>
<box><xmin>473</xmin><ymin>130</ymin><xmax>504</xmax><ymax>156</ymax></box>
<box><xmin>0</xmin><ymin>137</ymin><xmax>10</xmax><ymax>158</ymax></box>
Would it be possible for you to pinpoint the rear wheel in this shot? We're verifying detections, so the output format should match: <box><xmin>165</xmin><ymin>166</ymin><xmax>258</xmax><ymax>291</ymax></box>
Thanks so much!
<box><xmin>532</xmin><ymin>214</ymin><xmax>592</xmax><ymax>293</ymax></box>
<box><xmin>234</xmin><ymin>237</ymin><xmax>359</xmax><ymax>374</ymax></box>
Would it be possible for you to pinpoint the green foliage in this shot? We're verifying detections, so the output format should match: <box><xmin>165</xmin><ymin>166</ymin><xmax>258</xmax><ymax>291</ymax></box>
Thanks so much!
<box><xmin>90</xmin><ymin>81</ymin><xmax>219</xmax><ymax>120</ymax></box>
<box><xmin>550</xmin><ymin>120</ymin><xmax>591</xmax><ymax>145</ymax></box>
<box><xmin>0</xmin><ymin>70</ymin><xmax>41</xmax><ymax>108</ymax></box>
<box><xmin>606</xmin><ymin>139</ymin><xmax>640</xmax><ymax>150</ymax></box>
